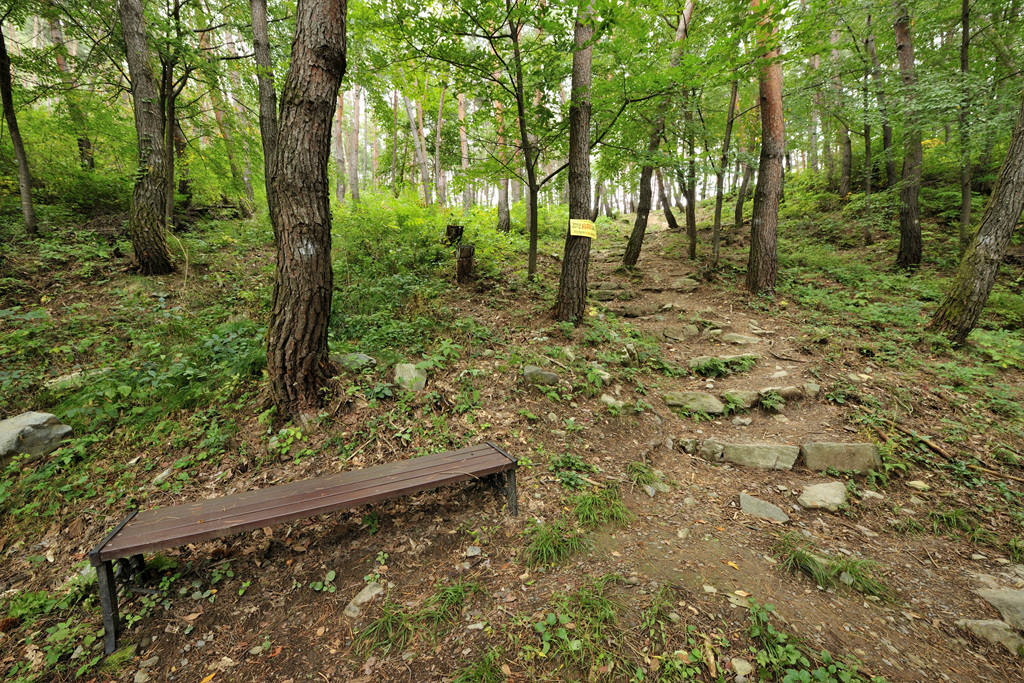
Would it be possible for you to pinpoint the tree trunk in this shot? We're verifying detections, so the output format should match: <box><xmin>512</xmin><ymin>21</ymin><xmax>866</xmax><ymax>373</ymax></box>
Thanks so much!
<box><xmin>434</xmin><ymin>83</ymin><xmax>446</xmax><ymax>206</ymax></box>
<box><xmin>713</xmin><ymin>80</ymin><xmax>739</xmax><ymax>267</ymax></box>
<box><xmin>118</xmin><ymin>0</ymin><xmax>173</xmax><ymax>274</ymax></box>
<box><xmin>46</xmin><ymin>14</ymin><xmax>93</xmax><ymax>170</ymax></box>
<box><xmin>930</xmin><ymin>89</ymin><xmax>1024</xmax><ymax>345</ymax></box>
<box><xmin>403</xmin><ymin>95</ymin><xmax>431</xmax><ymax>204</ymax></box>
<box><xmin>162</xmin><ymin>62</ymin><xmax>177</xmax><ymax>229</ymax></box>
<box><xmin>554</xmin><ymin>9</ymin><xmax>593</xmax><ymax>324</ymax></box>
<box><xmin>266</xmin><ymin>0</ymin><xmax>347</xmax><ymax>420</ymax></box>
<box><xmin>458</xmin><ymin>92</ymin><xmax>471</xmax><ymax>212</ymax></box>
<box><xmin>591</xmin><ymin>180</ymin><xmax>602</xmax><ymax>222</ymax></box>
<box><xmin>347</xmin><ymin>86</ymin><xmax>360</xmax><ymax>203</ymax></box>
<box><xmin>686</xmin><ymin>137</ymin><xmax>697</xmax><ymax>259</ymax></box>
<box><xmin>221</xmin><ymin>31</ymin><xmax>257</xmax><ymax>212</ymax></box>
<box><xmin>746</xmin><ymin>0</ymin><xmax>784</xmax><ymax>295</ymax></box>
<box><xmin>894</xmin><ymin>3</ymin><xmax>922</xmax><ymax>270</ymax></box>
<box><xmin>497</xmin><ymin>178</ymin><xmax>510</xmax><ymax>232</ymax></box>
<box><xmin>509</xmin><ymin>17</ymin><xmax>540</xmax><ymax>276</ymax></box>
<box><xmin>623</xmin><ymin>3</ymin><xmax>693</xmax><ymax>267</ymax></box>
<box><xmin>334</xmin><ymin>92</ymin><xmax>347</xmax><ymax>201</ymax></box>
<box><xmin>735</xmin><ymin>152</ymin><xmax>753</xmax><ymax>230</ymax></box>
<box><xmin>656</xmin><ymin>168</ymin><xmax>678</xmax><ymax>230</ymax></box>
<box><xmin>0</xmin><ymin>20</ymin><xmax>35</xmax><ymax>235</ymax></box>
<box><xmin>958</xmin><ymin>0</ymin><xmax>971</xmax><ymax>255</ymax></box>
<box><xmin>251</xmin><ymin>0</ymin><xmax>279</xmax><ymax>224</ymax></box>
<box><xmin>831</xmin><ymin>32</ymin><xmax>851</xmax><ymax>198</ymax></box>
<box><xmin>866</xmin><ymin>16</ymin><xmax>896</xmax><ymax>189</ymax></box>
<box><xmin>809</xmin><ymin>55</ymin><xmax>819</xmax><ymax>173</ymax></box>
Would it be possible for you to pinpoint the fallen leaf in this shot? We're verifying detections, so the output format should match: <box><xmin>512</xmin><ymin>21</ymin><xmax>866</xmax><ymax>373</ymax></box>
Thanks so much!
<box><xmin>200</xmin><ymin>674</ymin><xmax>217</xmax><ymax>683</ymax></box>
<box><xmin>501</xmin><ymin>664</ymin><xmax>512</xmax><ymax>676</ymax></box>
<box><xmin>735</xmin><ymin>590</ymin><xmax>751</xmax><ymax>597</ymax></box>
<box><xmin>316</xmin><ymin>627</ymin><xmax>325</xmax><ymax>637</ymax></box>
<box><xmin>183</xmin><ymin>613</ymin><xmax>202</xmax><ymax>622</ymax></box>
<box><xmin>611</xmin><ymin>551</ymin><xmax>622</xmax><ymax>557</ymax></box>
<box><xmin>726</xmin><ymin>562</ymin><xmax>739</xmax><ymax>570</ymax></box>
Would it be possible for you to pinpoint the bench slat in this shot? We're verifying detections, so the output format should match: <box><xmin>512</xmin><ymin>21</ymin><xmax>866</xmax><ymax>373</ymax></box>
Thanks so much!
<box><xmin>112</xmin><ymin>443</ymin><xmax>499</xmax><ymax>538</ymax></box>
<box><xmin>97</xmin><ymin>443</ymin><xmax>514</xmax><ymax>562</ymax></box>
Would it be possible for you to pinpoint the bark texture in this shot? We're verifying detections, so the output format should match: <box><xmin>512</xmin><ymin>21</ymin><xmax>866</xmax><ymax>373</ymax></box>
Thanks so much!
<box><xmin>894</xmin><ymin>4</ymin><xmax>922</xmax><ymax>269</ymax></box>
<box><xmin>958</xmin><ymin>0</ymin><xmax>971</xmax><ymax>255</ymax></box>
<box><xmin>554</xmin><ymin>12</ymin><xmax>593</xmax><ymax>323</ymax></box>
<box><xmin>334</xmin><ymin>92</ymin><xmax>346</xmax><ymax>201</ymax></box>
<box><xmin>118</xmin><ymin>0</ymin><xmax>173</xmax><ymax>274</ymax></box>
<box><xmin>866</xmin><ymin>17</ymin><xmax>896</xmax><ymax>189</ymax></box>
<box><xmin>0</xmin><ymin>20</ymin><xmax>35</xmax><ymax>235</ymax></box>
<box><xmin>656</xmin><ymin>169</ymin><xmax>678</xmax><ymax>231</ymax></box>
<box><xmin>251</xmin><ymin>0</ymin><xmax>279</xmax><ymax>220</ymax></box>
<box><xmin>746</xmin><ymin>0</ymin><xmax>783</xmax><ymax>295</ymax></box>
<box><xmin>734</xmin><ymin>153</ymin><xmax>753</xmax><ymax>230</ymax></box>
<box><xmin>713</xmin><ymin>80</ymin><xmax>738</xmax><ymax>266</ymax></box>
<box><xmin>930</xmin><ymin>89</ymin><xmax>1024</xmax><ymax>344</ymax></box>
<box><xmin>404</xmin><ymin>95</ymin><xmax>431</xmax><ymax>204</ymax></box>
<box><xmin>266</xmin><ymin>0</ymin><xmax>346</xmax><ymax>419</ymax></box>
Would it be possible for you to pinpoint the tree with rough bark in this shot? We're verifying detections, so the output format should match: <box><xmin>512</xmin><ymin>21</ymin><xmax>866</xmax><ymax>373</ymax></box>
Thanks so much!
<box><xmin>118</xmin><ymin>0</ymin><xmax>174</xmax><ymax>274</ymax></box>
<box><xmin>929</xmin><ymin>89</ymin><xmax>1024</xmax><ymax>345</ymax></box>
<box><xmin>0</xmin><ymin>12</ymin><xmax>35</xmax><ymax>235</ymax></box>
<box><xmin>893</xmin><ymin>2</ymin><xmax>922</xmax><ymax>270</ymax></box>
<box><xmin>746</xmin><ymin>0</ymin><xmax>783</xmax><ymax>295</ymax></box>
<box><xmin>265</xmin><ymin>0</ymin><xmax>347</xmax><ymax>420</ymax></box>
<box><xmin>553</xmin><ymin>6</ymin><xmax>593</xmax><ymax>325</ymax></box>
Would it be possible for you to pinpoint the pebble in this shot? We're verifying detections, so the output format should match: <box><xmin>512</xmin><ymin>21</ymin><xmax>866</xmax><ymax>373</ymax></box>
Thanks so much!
<box><xmin>906</xmin><ymin>480</ymin><xmax>930</xmax><ymax>492</ymax></box>
<box><xmin>465</xmin><ymin>546</ymin><xmax>482</xmax><ymax>557</ymax></box>
<box><xmin>995</xmin><ymin>558</ymin><xmax>1011</xmax><ymax>565</ymax></box>
<box><xmin>702</xmin><ymin>585</ymin><xmax>717</xmax><ymax>594</ymax></box>
<box><xmin>140</xmin><ymin>656</ymin><xmax>159</xmax><ymax>668</ymax></box>
<box><xmin>402</xmin><ymin>651</ymin><xmax>416</xmax><ymax>661</ymax></box>
<box><xmin>249</xmin><ymin>646</ymin><xmax>263</xmax><ymax>656</ymax></box>
<box><xmin>134</xmin><ymin>672</ymin><xmax>151</xmax><ymax>683</ymax></box>
<box><xmin>467</xmin><ymin>622</ymin><xmax>486</xmax><ymax>630</ymax></box>
<box><xmin>626</xmin><ymin>576</ymin><xmax>641</xmax><ymax>585</ymax></box>
<box><xmin>971</xmin><ymin>554</ymin><xmax>988</xmax><ymax>561</ymax></box>
<box><xmin>683</xmin><ymin>497</ymin><xmax>697</xmax><ymax>506</ymax></box>
<box><xmin>732</xmin><ymin>417</ymin><xmax>752</xmax><ymax>426</ymax></box>
<box><xmin>668</xmin><ymin>612</ymin><xmax>681</xmax><ymax>623</ymax></box>
<box><xmin>195</xmin><ymin>640</ymin><xmax>205</xmax><ymax>649</ymax></box>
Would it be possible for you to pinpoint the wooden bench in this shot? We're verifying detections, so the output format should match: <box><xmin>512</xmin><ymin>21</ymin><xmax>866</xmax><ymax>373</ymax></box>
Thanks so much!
<box><xmin>89</xmin><ymin>441</ymin><xmax>517</xmax><ymax>653</ymax></box>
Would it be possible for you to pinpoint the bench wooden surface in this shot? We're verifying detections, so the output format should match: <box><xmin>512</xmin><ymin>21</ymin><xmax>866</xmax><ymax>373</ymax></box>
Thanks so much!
<box><xmin>89</xmin><ymin>441</ymin><xmax>517</xmax><ymax>653</ymax></box>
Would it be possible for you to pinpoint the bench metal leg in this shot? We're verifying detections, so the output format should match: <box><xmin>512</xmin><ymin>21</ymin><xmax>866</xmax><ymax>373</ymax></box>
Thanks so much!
<box><xmin>503</xmin><ymin>469</ymin><xmax>518</xmax><ymax>516</ymax></box>
<box><xmin>96</xmin><ymin>560</ymin><xmax>120</xmax><ymax>654</ymax></box>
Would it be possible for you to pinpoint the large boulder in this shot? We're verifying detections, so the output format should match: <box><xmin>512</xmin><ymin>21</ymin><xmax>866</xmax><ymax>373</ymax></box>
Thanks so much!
<box><xmin>0</xmin><ymin>412</ymin><xmax>72</xmax><ymax>467</ymax></box>
<box><xmin>956</xmin><ymin>619</ymin><xmax>1024</xmax><ymax>657</ymax></box>
<box><xmin>975</xmin><ymin>588</ymin><xmax>1024</xmax><ymax>631</ymax></box>
<box><xmin>663</xmin><ymin>391</ymin><xmax>724</xmax><ymax>415</ymax></box>
<box><xmin>802</xmin><ymin>443</ymin><xmax>881</xmax><ymax>473</ymax></box>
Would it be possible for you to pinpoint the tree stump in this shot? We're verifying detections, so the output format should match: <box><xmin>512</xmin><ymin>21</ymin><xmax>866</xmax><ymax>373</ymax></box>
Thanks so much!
<box><xmin>456</xmin><ymin>244</ymin><xmax>475</xmax><ymax>283</ymax></box>
<box><xmin>445</xmin><ymin>224</ymin><xmax>464</xmax><ymax>246</ymax></box>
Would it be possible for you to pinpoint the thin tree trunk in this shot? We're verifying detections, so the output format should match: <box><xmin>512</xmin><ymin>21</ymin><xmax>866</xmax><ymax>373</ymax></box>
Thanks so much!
<box><xmin>958</xmin><ymin>0</ymin><xmax>971</xmax><ymax>255</ymax></box>
<box><xmin>809</xmin><ymin>55</ymin><xmax>819</xmax><ymax>173</ymax></box>
<box><xmin>894</xmin><ymin>3</ymin><xmax>922</xmax><ymax>270</ymax></box>
<box><xmin>391</xmin><ymin>90</ymin><xmax>399</xmax><ymax>196</ymax></box>
<box><xmin>866</xmin><ymin>16</ymin><xmax>896</xmax><ymax>189</ymax></box>
<box><xmin>509</xmin><ymin>17</ymin><xmax>539</xmax><ymax>274</ymax></box>
<box><xmin>713</xmin><ymin>80</ymin><xmax>739</xmax><ymax>267</ymax></box>
<box><xmin>46</xmin><ymin>14</ymin><xmax>93</xmax><ymax>170</ymax></box>
<box><xmin>403</xmin><ymin>95</ymin><xmax>431</xmax><ymax>204</ymax></box>
<box><xmin>118</xmin><ymin>0</ymin><xmax>172</xmax><ymax>273</ymax></box>
<box><xmin>266</xmin><ymin>0</ymin><xmax>347</xmax><ymax>420</ymax></box>
<box><xmin>863</xmin><ymin>64</ymin><xmax>873</xmax><ymax>246</ymax></box>
<box><xmin>222</xmin><ymin>32</ymin><xmax>258</xmax><ymax>209</ymax></box>
<box><xmin>0</xmin><ymin>20</ymin><xmax>35</xmax><ymax>234</ymax></box>
<box><xmin>250</xmin><ymin>0</ymin><xmax>278</xmax><ymax>224</ymax></box>
<box><xmin>623</xmin><ymin>2</ymin><xmax>694</xmax><ymax>267</ymax></box>
<box><xmin>656</xmin><ymin>168</ymin><xmax>679</xmax><ymax>230</ymax></box>
<box><xmin>348</xmin><ymin>86</ymin><xmax>360</xmax><ymax>203</ymax></box>
<box><xmin>930</xmin><ymin>89</ymin><xmax>1024</xmax><ymax>344</ymax></box>
<box><xmin>554</xmin><ymin>8</ymin><xmax>594</xmax><ymax>324</ymax></box>
<box><xmin>162</xmin><ymin>60</ymin><xmax>176</xmax><ymax>230</ymax></box>
<box><xmin>735</xmin><ymin>157</ymin><xmax>753</xmax><ymax>229</ymax></box>
<box><xmin>746</xmin><ymin>0</ymin><xmax>784</xmax><ymax>295</ymax></box>
<box><xmin>458</xmin><ymin>92</ymin><xmax>471</xmax><ymax>212</ymax></box>
<box><xmin>434</xmin><ymin>83</ymin><xmax>446</xmax><ymax>206</ymax></box>
<box><xmin>334</xmin><ymin>92</ymin><xmax>347</xmax><ymax>201</ymax></box>
<box><xmin>686</xmin><ymin>134</ymin><xmax>697</xmax><ymax>259</ymax></box>
<box><xmin>831</xmin><ymin>32</ymin><xmax>851</xmax><ymax>198</ymax></box>
<box><xmin>591</xmin><ymin>180</ymin><xmax>602</xmax><ymax>222</ymax></box>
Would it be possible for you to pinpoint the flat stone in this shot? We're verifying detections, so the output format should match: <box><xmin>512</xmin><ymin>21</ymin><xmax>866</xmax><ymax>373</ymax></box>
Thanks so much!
<box><xmin>803</xmin><ymin>382</ymin><xmax>821</xmax><ymax>399</ymax></box>
<box><xmin>344</xmin><ymin>582</ymin><xmax>384</xmax><ymax>618</ymax></box>
<box><xmin>0</xmin><ymin>412</ymin><xmax>73</xmax><ymax>466</ymax></box>
<box><xmin>797</xmin><ymin>482</ymin><xmax>849</xmax><ymax>512</ymax></box>
<box><xmin>330</xmin><ymin>353</ymin><xmax>377</xmax><ymax>372</ymax></box>
<box><xmin>723</xmin><ymin>390</ymin><xmax>760</xmax><ymax>409</ymax></box>
<box><xmin>907</xmin><ymin>480</ymin><xmax>930</xmax><ymax>492</ymax></box>
<box><xmin>700</xmin><ymin>439</ymin><xmax>725</xmax><ymax>461</ymax></box>
<box><xmin>600</xmin><ymin>394</ymin><xmax>625</xmax><ymax>410</ymax></box>
<box><xmin>466</xmin><ymin>546</ymin><xmax>482</xmax><ymax>557</ymax></box>
<box><xmin>721</xmin><ymin>333</ymin><xmax>760</xmax><ymax>345</ymax></box>
<box><xmin>909</xmin><ymin>495</ymin><xmax>926</xmax><ymax>505</ymax></box>
<box><xmin>732</xmin><ymin>417</ymin><xmax>752</xmax><ymax>427</ymax></box>
<box><xmin>620</xmin><ymin>302</ymin><xmax>659</xmax><ymax>318</ymax></box>
<box><xmin>770</xmin><ymin>371</ymin><xmax>789</xmax><ymax>379</ymax></box>
<box><xmin>957</xmin><ymin>619</ymin><xmax>1024</xmax><ymax>657</ymax></box>
<box><xmin>562</xmin><ymin>347</ymin><xmax>576</xmax><ymax>362</ymax></box>
<box><xmin>134</xmin><ymin>672</ymin><xmax>151</xmax><ymax>683</ymax></box>
<box><xmin>732</xmin><ymin>657</ymin><xmax>754</xmax><ymax>677</ymax></box>
<box><xmin>663</xmin><ymin>391</ymin><xmax>724</xmax><ymax>415</ymax></box>
<box><xmin>759</xmin><ymin>385</ymin><xmax>804</xmax><ymax>400</ymax></box>
<box><xmin>740</xmin><ymin>493</ymin><xmax>790</xmax><ymax>523</ymax></box>
<box><xmin>975</xmin><ymin>588</ymin><xmax>1024</xmax><ymax>630</ymax></box>
<box><xmin>591</xmin><ymin>290</ymin><xmax>617</xmax><ymax>301</ymax></box>
<box><xmin>658</xmin><ymin>324</ymin><xmax>700</xmax><ymax>342</ymax></box>
<box><xmin>140</xmin><ymin>656</ymin><xmax>159</xmax><ymax>668</ymax></box>
<box><xmin>152</xmin><ymin>468</ymin><xmax>173</xmax><ymax>486</ymax></box>
<box><xmin>523</xmin><ymin>365</ymin><xmax>558</xmax><ymax>386</ymax></box>
<box><xmin>719</xmin><ymin>443</ymin><xmax>799</xmax><ymax>470</ymax></box>
<box><xmin>802</xmin><ymin>443</ymin><xmax>882</xmax><ymax>473</ymax></box>
<box><xmin>671</xmin><ymin>278</ymin><xmax>700</xmax><ymax>292</ymax></box>
<box><xmin>249</xmin><ymin>646</ymin><xmax>264</xmax><ymax>655</ymax></box>
<box><xmin>860</xmin><ymin>490</ymin><xmax>884</xmax><ymax>501</ymax></box>
<box><xmin>394</xmin><ymin>363</ymin><xmax>427</xmax><ymax>391</ymax></box>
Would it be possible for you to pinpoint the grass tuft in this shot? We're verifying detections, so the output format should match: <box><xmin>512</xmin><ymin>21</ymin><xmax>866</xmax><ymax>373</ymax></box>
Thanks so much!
<box><xmin>573</xmin><ymin>486</ymin><xmax>634</xmax><ymax>528</ymax></box>
<box><xmin>452</xmin><ymin>648</ymin><xmax>505</xmax><ymax>683</ymax></box>
<box><xmin>521</xmin><ymin>519</ymin><xmax>591</xmax><ymax>568</ymax></box>
<box><xmin>354</xmin><ymin>598</ymin><xmax>416</xmax><ymax>656</ymax></box>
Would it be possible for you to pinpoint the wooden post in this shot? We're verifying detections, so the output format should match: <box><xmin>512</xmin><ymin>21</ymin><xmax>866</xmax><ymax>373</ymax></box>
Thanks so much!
<box><xmin>456</xmin><ymin>244</ymin><xmax>475</xmax><ymax>283</ymax></box>
<box><xmin>445</xmin><ymin>224</ymin><xmax>464</xmax><ymax>246</ymax></box>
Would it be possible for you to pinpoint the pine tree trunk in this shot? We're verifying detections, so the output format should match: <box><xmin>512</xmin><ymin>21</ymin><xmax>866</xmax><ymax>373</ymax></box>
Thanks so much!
<box><xmin>746</xmin><ymin>0</ymin><xmax>784</xmax><ymax>295</ymax></box>
<box><xmin>866</xmin><ymin>16</ymin><xmax>896</xmax><ymax>189</ymax></box>
<box><xmin>894</xmin><ymin>3</ymin><xmax>922</xmax><ymax>270</ymax></box>
<box><xmin>266</xmin><ymin>0</ymin><xmax>347</xmax><ymax>420</ymax></box>
<box><xmin>334</xmin><ymin>92</ymin><xmax>347</xmax><ymax>201</ymax></box>
<box><xmin>591</xmin><ymin>181</ymin><xmax>602</xmax><ymax>222</ymax></box>
<box><xmin>458</xmin><ymin>92</ymin><xmax>471</xmax><ymax>212</ymax></box>
<box><xmin>251</xmin><ymin>0</ymin><xmax>278</xmax><ymax>224</ymax></box>
<box><xmin>497</xmin><ymin>178</ymin><xmax>510</xmax><ymax>232</ymax></box>
<box><xmin>930</xmin><ymin>89</ymin><xmax>1024</xmax><ymax>345</ymax></box>
<box><xmin>348</xmin><ymin>86</ymin><xmax>360</xmax><ymax>203</ymax></box>
<box><xmin>0</xmin><ymin>21</ymin><xmax>35</xmax><ymax>235</ymax></box>
<box><xmin>713</xmin><ymin>80</ymin><xmax>739</xmax><ymax>266</ymax></box>
<box><xmin>735</xmin><ymin>154</ymin><xmax>753</xmax><ymax>230</ymax></box>
<box><xmin>118</xmin><ymin>0</ymin><xmax>173</xmax><ymax>274</ymax></box>
<box><xmin>958</xmin><ymin>0</ymin><xmax>971</xmax><ymax>255</ymax></box>
<box><xmin>554</xmin><ymin>10</ymin><xmax>594</xmax><ymax>324</ymax></box>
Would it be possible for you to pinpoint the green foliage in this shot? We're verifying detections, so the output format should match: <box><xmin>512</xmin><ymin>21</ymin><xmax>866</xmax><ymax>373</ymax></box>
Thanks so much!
<box><xmin>573</xmin><ymin>486</ymin><xmax>633</xmax><ymax>528</ymax></box>
<box><xmin>354</xmin><ymin>597</ymin><xmax>416</xmax><ymax>656</ymax></box>
<box><xmin>691</xmin><ymin>355</ymin><xmax>757</xmax><ymax>378</ymax></box>
<box><xmin>548</xmin><ymin>452</ymin><xmax>598</xmax><ymax>490</ymax></box>
<box><xmin>452</xmin><ymin>648</ymin><xmax>505</xmax><ymax>683</ymax></box>
<box><xmin>627</xmin><ymin>461</ymin><xmax>656</xmax><ymax>486</ymax></box>
<box><xmin>521</xmin><ymin>519</ymin><xmax>591</xmax><ymax>568</ymax></box>
<box><xmin>759</xmin><ymin>390</ymin><xmax>786</xmax><ymax>413</ymax></box>
<box><xmin>773</xmin><ymin>534</ymin><xmax>892</xmax><ymax>599</ymax></box>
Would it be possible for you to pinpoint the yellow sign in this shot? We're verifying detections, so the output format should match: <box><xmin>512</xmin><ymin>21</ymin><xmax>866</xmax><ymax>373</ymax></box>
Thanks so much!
<box><xmin>569</xmin><ymin>219</ymin><xmax>596</xmax><ymax>239</ymax></box>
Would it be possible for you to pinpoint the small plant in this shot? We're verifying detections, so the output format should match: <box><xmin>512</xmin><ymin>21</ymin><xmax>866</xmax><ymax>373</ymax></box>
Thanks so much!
<box><xmin>210</xmin><ymin>562</ymin><xmax>233</xmax><ymax>585</ymax></box>
<box><xmin>521</xmin><ymin>519</ymin><xmax>591</xmax><ymax>567</ymax></box>
<box><xmin>362</xmin><ymin>511</ymin><xmax>380</xmax><ymax>534</ymax></box>
<box><xmin>692</xmin><ymin>355</ymin><xmax>757</xmax><ymax>377</ymax></box>
<box><xmin>627</xmin><ymin>461</ymin><xmax>656</xmax><ymax>486</ymax></box>
<box><xmin>369</xmin><ymin>382</ymin><xmax>395</xmax><ymax>400</ymax></box>
<box><xmin>1008</xmin><ymin>538</ymin><xmax>1024</xmax><ymax>563</ymax></box>
<box><xmin>310</xmin><ymin>570</ymin><xmax>337</xmax><ymax>593</ymax></box>
<box><xmin>421</xmin><ymin>578</ymin><xmax>483</xmax><ymax>624</ymax></box>
<box><xmin>573</xmin><ymin>487</ymin><xmax>633</xmax><ymax>528</ymax></box>
<box><xmin>548</xmin><ymin>452</ymin><xmax>598</xmax><ymax>490</ymax></box>
<box><xmin>760</xmin><ymin>390</ymin><xmax>786</xmax><ymax>413</ymax></box>
<box><xmin>928</xmin><ymin>507</ymin><xmax>977</xmax><ymax>536</ymax></box>
<box><xmin>773</xmin><ymin>533</ymin><xmax>892</xmax><ymax>599</ymax></box>
<box><xmin>452</xmin><ymin>647</ymin><xmax>505</xmax><ymax>683</ymax></box>
<box><xmin>354</xmin><ymin>598</ymin><xmax>415</xmax><ymax>655</ymax></box>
